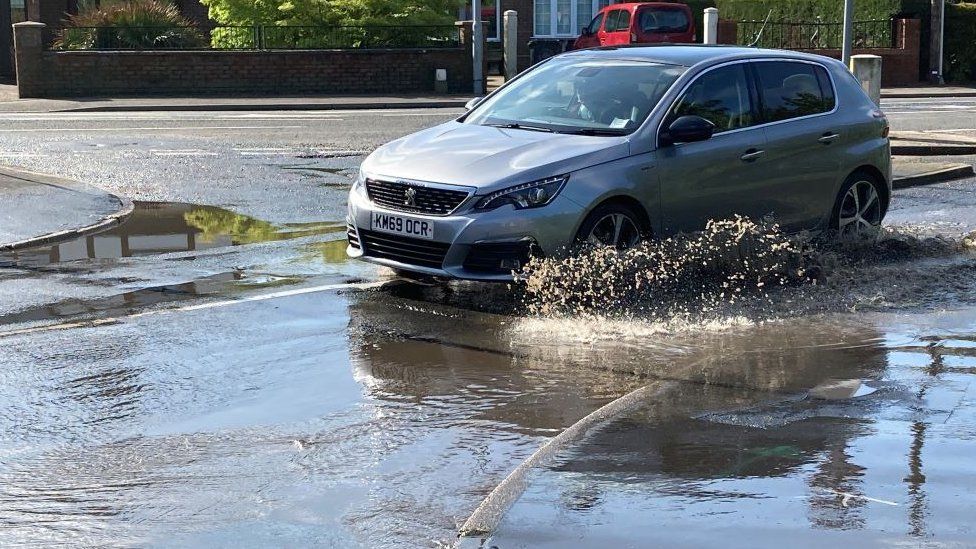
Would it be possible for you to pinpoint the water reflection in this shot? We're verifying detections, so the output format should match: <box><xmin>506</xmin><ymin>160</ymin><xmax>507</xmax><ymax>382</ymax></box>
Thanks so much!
<box><xmin>0</xmin><ymin>201</ymin><xmax>344</xmax><ymax>268</ymax></box>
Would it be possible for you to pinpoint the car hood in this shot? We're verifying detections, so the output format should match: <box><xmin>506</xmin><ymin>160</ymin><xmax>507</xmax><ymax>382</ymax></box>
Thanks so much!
<box><xmin>362</xmin><ymin>121</ymin><xmax>631</xmax><ymax>192</ymax></box>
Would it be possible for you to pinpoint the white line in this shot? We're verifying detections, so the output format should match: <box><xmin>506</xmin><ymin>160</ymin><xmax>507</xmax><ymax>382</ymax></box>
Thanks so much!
<box><xmin>457</xmin><ymin>381</ymin><xmax>678</xmax><ymax>542</ymax></box>
<box><xmin>0</xmin><ymin>125</ymin><xmax>306</xmax><ymax>132</ymax></box>
<box><xmin>816</xmin><ymin>488</ymin><xmax>899</xmax><ymax>507</ymax></box>
<box><xmin>0</xmin><ymin>280</ymin><xmax>387</xmax><ymax>339</ymax></box>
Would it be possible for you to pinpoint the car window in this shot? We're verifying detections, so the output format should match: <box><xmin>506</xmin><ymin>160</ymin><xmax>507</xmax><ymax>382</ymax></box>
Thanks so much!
<box><xmin>755</xmin><ymin>61</ymin><xmax>835</xmax><ymax>122</ymax></box>
<box><xmin>465</xmin><ymin>58</ymin><xmax>686</xmax><ymax>135</ymax></box>
<box><xmin>586</xmin><ymin>12</ymin><xmax>605</xmax><ymax>34</ymax></box>
<box><xmin>814</xmin><ymin>65</ymin><xmax>836</xmax><ymax>110</ymax></box>
<box><xmin>639</xmin><ymin>7</ymin><xmax>689</xmax><ymax>33</ymax></box>
<box><xmin>606</xmin><ymin>9</ymin><xmax>630</xmax><ymax>32</ymax></box>
<box><xmin>669</xmin><ymin>64</ymin><xmax>756</xmax><ymax>133</ymax></box>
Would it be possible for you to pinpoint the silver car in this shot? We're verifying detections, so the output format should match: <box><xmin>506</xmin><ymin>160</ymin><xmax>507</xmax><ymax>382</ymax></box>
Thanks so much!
<box><xmin>347</xmin><ymin>45</ymin><xmax>891</xmax><ymax>281</ymax></box>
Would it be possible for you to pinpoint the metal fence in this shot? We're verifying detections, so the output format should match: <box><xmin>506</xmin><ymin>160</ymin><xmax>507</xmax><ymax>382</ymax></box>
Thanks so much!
<box><xmin>736</xmin><ymin>19</ymin><xmax>895</xmax><ymax>50</ymax></box>
<box><xmin>45</xmin><ymin>24</ymin><xmax>462</xmax><ymax>51</ymax></box>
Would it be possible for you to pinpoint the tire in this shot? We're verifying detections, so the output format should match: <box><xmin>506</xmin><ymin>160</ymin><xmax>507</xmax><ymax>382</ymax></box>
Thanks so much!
<box><xmin>574</xmin><ymin>202</ymin><xmax>646</xmax><ymax>249</ymax></box>
<box><xmin>829</xmin><ymin>171</ymin><xmax>885</xmax><ymax>238</ymax></box>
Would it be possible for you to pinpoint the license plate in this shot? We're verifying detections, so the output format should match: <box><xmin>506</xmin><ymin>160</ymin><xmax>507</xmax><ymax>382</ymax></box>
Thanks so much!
<box><xmin>371</xmin><ymin>212</ymin><xmax>434</xmax><ymax>240</ymax></box>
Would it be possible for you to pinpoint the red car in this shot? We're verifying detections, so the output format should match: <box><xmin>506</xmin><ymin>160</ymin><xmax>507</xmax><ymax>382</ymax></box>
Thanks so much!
<box><xmin>572</xmin><ymin>2</ymin><xmax>696</xmax><ymax>49</ymax></box>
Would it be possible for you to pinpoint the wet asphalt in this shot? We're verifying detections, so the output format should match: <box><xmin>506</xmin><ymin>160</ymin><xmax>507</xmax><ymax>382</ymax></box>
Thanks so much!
<box><xmin>0</xmin><ymin>100</ymin><xmax>976</xmax><ymax>546</ymax></box>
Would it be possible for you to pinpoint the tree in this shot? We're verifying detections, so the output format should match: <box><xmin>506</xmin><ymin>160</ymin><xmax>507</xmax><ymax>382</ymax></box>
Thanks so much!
<box><xmin>200</xmin><ymin>0</ymin><xmax>461</xmax><ymax>27</ymax></box>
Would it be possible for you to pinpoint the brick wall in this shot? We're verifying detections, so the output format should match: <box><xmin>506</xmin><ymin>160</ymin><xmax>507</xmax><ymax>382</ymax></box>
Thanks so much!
<box><xmin>796</xmin><ymin>19</ymin><xmax>920</xmax><ymax>87</ymax></box>
<box><xmin>716</xmin><ymin>18</ymin><xmax>920</xmax><ymax>87</ymax></box>
<box><xmin>14</xmin><ymin>22</ymin><xmax>474</xmax><ymax>98</ymax></box>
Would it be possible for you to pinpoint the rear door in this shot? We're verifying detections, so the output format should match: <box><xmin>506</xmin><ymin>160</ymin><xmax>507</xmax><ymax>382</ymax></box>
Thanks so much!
<box><xmin>751</xmin><ymin>60</ymin><xmax>842</xmax><ymax>230</ymax></box>
<box><xmin>634</xmin><ymin>4</ymin><xmax>694</xmax><ymax>43</ymax></box>
<box><xmin>603</xmin><ymin>8</ymin><xmax>632</xmax><ymax>45</ymax></box>
<box><xmin>657</xmin><ymin>63</ymin><xmax>771</xmax><ymax>234</ymax></box>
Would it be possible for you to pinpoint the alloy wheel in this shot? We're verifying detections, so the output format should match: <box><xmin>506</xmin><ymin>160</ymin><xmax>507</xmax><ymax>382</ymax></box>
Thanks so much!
<box><xmin>837</xmin><ymin>180</ymin><xmax>882</xmax><ymax>236</ymax></box>
<box><xmin>587</xmin><ymin>213</ymin><xmax>642</xmax><ymax>248</ymax></box>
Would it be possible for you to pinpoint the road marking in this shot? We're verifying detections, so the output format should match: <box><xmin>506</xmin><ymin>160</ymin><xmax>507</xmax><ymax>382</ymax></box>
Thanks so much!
<box><xmin>0</xmin><ymin>125</ymin><xmax>306</xmax><ymax>132</ymax></box>
<box><xmin>885</xmin><ymin>110</ymin><xmax>976</xmax><ymax>115</ymax></box>
<box><xmin>150</xmin><ymin>149</ymin><xmax>219</xmax><ymax>157</ymax></box>
<box><xmin>457</xmin><ymin>381</ymin><xmax>678</xmax><ymax>543</ymax></box>
<box><xmin>0</xmin><ymin>280</ymin><xmax>387</xmax><ymax>339</ymax></box>
<box><xmin>814</xmin><ymin>488</ymin><xmax>899</xmax><ymax>507</ymax></box>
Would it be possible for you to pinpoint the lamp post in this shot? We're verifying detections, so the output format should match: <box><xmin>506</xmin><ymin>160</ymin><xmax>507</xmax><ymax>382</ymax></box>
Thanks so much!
<box><xmin>472</xmin><ymin>0</ymin><xmax>484</xmax><ymax>94</ymax></box>
<box><xmin>841</xmin><ymin>0</ymin><xmax>854</xmax><ymax>66</ymax></box>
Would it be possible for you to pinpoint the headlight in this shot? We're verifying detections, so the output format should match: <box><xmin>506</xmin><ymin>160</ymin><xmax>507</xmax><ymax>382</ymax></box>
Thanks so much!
<box><xmin>475</xmin><ymin>175</ymin><xmax>568</xmax><ymax>211</ymax></box>
<box><xmin>352</xmin><ymin>169</ymin><xmax>368</xmax><ymax>197</ymax></box>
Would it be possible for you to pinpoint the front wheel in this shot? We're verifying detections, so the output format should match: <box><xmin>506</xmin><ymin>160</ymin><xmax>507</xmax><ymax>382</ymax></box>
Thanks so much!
<box><xmin>574</xmin><ymin>202</ymin><xmax>646</xmax><ymax>249</ymax></box>
<box><xmin>830</xmin><ymin>173</ymin><xmax>884</xmax><ymax>237</ymax></box>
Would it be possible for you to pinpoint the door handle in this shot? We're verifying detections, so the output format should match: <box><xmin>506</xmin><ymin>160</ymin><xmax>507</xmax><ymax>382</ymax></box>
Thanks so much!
<box><xmin>819</xmin><ymin>132</ymin><xmax>840</xmax><ymax>144</ymax></box>
<box><xmin>740</xmin><ymin>149</ymin><xmax>765</xmax><ymax>162</ymax></box>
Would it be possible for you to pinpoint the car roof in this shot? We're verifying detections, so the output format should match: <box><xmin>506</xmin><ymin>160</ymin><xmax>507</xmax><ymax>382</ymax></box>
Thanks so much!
<box><xmin>603</xmin><ymin>2</ymin><xmax>691</xmax><ymax>10</ymax></box>
<box><xmin>560</xmin><ymin>44</ymin><xmax>840</xmax><ymax>69</ymax></box>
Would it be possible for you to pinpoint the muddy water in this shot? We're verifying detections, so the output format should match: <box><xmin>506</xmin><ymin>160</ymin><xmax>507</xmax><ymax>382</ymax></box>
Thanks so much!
<box><xmin>2</xmin><ymin>215</ymin><xmax>976</xmax><ymax>545</ymax></box>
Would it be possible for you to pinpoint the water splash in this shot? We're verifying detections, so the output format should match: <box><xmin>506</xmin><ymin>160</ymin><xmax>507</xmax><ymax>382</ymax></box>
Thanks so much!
<box><xmin>517</xmin><ymin>217</ymin><xmax>976</xmax><ymax>329</ymax></box>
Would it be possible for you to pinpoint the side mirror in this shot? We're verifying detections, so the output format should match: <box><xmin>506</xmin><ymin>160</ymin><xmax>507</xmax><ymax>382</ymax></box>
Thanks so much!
<box><xmin>465</xmin><ymin>97</ymin><xmax>483</xmax><ymax>110</ymax></box>
<box><xmin>580</xmin><ymin>26</ymin><xmax>592</xmax><ymax>36</ymax></box>
<box><xmin>660</xmin><ymin>115</ymin><xmax>715</xmax><ymax>146</ymax></box>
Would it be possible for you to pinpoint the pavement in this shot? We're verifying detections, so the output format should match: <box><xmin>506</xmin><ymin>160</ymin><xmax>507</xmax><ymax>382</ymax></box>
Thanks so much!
<box><xmin>0</xmin><ymin>84</ymin><xmax>472</xmax><ymax>113</ymax></box>
<box><xmin>0</xmin><ymin>166</ymin><xmax>131</xmax><ymax>251</ymax></box>
<box><xmin>0</xmin><ymin>81</ymin><xmax>974</xmax><ymax>113</ymax></box>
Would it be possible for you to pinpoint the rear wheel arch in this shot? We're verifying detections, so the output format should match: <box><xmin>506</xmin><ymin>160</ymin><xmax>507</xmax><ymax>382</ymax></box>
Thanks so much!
<box><xmin>849</xmin><ymin>165</ymin><xmax>889</xmax><ymax>214</ymax></box>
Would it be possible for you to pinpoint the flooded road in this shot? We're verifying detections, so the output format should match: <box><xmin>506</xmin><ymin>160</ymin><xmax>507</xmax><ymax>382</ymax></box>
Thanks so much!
<box><xmin>2</xmin><ymin>153</ymin><xmax>976</xmax><ymax>546</ymax></box>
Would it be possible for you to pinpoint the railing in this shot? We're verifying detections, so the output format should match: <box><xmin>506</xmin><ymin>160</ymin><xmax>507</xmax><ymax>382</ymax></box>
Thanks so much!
<box><xmin>45</xmin><ymin>24</ymin><xmax>462</xmax><ymax>51</ymax></box>
<box><xmin>736</xmin><ymin>19</ymin><xmax>895</xmax><ymax>50</ymax></box>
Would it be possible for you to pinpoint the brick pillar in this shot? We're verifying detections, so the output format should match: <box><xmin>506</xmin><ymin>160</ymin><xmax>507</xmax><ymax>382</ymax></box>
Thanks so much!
<box><xmin>717</xmin><ymin>19</ymin><xmax>738</xmax><ymax>45</ymax></box>
<box><xmin>13</xmin><ymin>22</ymin><xmax>45</xmax><ymax>98</ymax></box>
<box><xmin>456</xmin><ymin>21</ymin><xmax>477</xmax><ymax>94</ymax></box>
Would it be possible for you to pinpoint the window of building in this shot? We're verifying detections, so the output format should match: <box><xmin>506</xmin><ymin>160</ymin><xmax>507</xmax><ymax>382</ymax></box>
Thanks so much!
<box><xmin>534</xmin><ymin>0</ymin><xmax>616</xmax><ymax>37</ymax></box>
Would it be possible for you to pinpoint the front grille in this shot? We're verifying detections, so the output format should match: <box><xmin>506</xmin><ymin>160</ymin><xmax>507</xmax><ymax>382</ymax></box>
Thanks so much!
<box><xmin>365</xmin><ymin>179</ymin><xmax>469</xmax><ymax>216</ymax></box>
<box><xmin>463</xmin><ymin>241</ymin><xmax>537</xmax><ymax>274</ymax></box>
<box><xmin>347</xmin><ymin>223</ymin><xmax>361</xmax><ymax>249</ymax></box>
<box><xmin>359</xmin><ymin>229</ymin><xmax>450</xmax><ymax>269</ymax></box>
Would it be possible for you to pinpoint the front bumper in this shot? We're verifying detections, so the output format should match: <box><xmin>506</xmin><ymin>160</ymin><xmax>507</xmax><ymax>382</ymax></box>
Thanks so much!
<box><xmin>346</xmin><ymin>188</ymin><xmax>582</xmax><ymax>281</ymax></box>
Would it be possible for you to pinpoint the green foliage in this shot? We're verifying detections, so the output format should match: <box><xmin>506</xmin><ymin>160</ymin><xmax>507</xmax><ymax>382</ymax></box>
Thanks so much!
<box><xmin>713</xmin><ymin>0</ymin><xmax>920</xmax><ymax>21</ymax></box>
<box><xmin>945</xmin><ymin>2</ymin><xmax>976</xmax><ymax>83</ymax></box>
<box><xmin>200</xmin><ymin>0</ymin><xmax>461</xmax><ymax>48</ymax></box>
<box><xmin>54</xmin><ymin>0</ymin><xmax>205</xmax><ymax>50</ymax></box>
<box><xmin>200</xmin><ymin>0</ymin><xmax>460</xmax><ymax>27</ymax></box>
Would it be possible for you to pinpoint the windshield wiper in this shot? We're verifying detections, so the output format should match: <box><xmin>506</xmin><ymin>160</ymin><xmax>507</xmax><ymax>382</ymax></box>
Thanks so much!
<box><xmin>561</xmin><ymin>128</ymin><xmax>628</xmax><ymax>136</ymax></box>
<box><xmin>484</xmin><ymin>122</ymin><xmax>554</xmax><ymax>133</ymax></box>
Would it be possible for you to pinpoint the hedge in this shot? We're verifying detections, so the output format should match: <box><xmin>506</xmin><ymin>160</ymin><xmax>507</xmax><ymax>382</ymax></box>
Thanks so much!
<box><xmin>710</xmin><ymin>0</ymin><xmax>927</xmax><ymax>22</ymax></box>
<box><xmin>945</xmin><ymin>2</ymin><xmax>976</xmax><ymax>82</ymax></box>
<box><xmin>699</xmin><ymin>0</ymin><xmax>931</xmax><ymax>80</ymax></box>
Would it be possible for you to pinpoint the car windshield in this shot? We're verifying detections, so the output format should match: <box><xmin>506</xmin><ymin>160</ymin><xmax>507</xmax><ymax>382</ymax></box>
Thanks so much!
<box><xmin>465</xmin><ymin>57</ymin><xmax>686</xmax><ymax>135</ymax></box>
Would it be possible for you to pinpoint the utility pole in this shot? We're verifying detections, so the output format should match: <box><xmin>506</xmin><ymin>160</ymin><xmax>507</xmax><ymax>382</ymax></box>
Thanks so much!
<box><xmin>929</xmin><ymin>0</ymin><xmax>945</xmax><ymax>84</ymax></box>
<box><xmin>472</xmin><ymin>0</ymin><xmax>484</xmax><ymax>95</ymax></box>
<box><xmin>0</xmin><ymin>0</ymin><xmax>12</xmax><ymax>78</ymax></box>
<box><xmin>841</xmin><ymin>0</ymin><xmax>854</xmax><ymax>66</ymax></box>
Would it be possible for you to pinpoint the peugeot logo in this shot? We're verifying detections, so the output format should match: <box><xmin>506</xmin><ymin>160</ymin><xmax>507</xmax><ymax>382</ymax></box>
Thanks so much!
<box><xmin>404</xmin><ymin>187</ymin><xmax>417</xmax><ymax>207</ymax></box>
